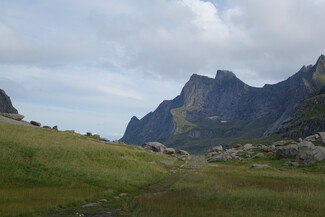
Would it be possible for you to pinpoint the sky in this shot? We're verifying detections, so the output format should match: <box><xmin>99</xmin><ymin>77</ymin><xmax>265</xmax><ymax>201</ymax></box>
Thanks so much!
<box><xmin>1</xmin><ymin>0</ymin><xmax>325</xmax><ymax>140</ymax></box>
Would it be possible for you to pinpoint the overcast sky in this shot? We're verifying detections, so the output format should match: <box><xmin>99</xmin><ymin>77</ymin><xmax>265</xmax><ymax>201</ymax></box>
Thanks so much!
<box><xmin>1</xmin><ymin>0</ymin><xmax>325</xmax><ymax>140</ymax></box>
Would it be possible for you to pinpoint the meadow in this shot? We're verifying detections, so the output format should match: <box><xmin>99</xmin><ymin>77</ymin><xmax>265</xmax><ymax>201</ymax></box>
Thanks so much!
<box><xmin>0</xmin><ymin>122</ymin><xmax>170</xmax><ymax>217</ymax></box>
<box><xmin>130</xmin><ymin>156</ymin><xmax>325</xmax><ymax>217</ymax></box>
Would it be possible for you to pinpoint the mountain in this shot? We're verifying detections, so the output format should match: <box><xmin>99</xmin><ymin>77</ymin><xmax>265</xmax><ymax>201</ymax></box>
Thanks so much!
<box><xmin>0</xmin><ymin>89</ymin><xmax>18</xmax><ymax>114</ymax></box>
<box><xmin>276</xmin><ymin>85</ymin><xmax>325</xmax><ymax>138</ymax></box>
<box><xmin>121</xmin><ymin>55</ymin><xmax>325</xmax><ymax>153</ymax></box>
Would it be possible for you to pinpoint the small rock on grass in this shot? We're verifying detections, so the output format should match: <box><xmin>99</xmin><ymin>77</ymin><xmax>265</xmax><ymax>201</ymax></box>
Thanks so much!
<box><xmin>119</xmin><ymin>193</ymin><xmax>128</xmax><ymax>197</ymax></box>
<box><xmin>81</xmin><ymin>202</ymin><xmax>100</xmax><ymax>208</ymax></box>
<box><xmin>283</xmin><ymin>161</ymin><xmax>299</xmax><ymax>166</ymax></box>
<box><xmin>251</xmin><ymin>164</ymin><xmax>270</xmax><ymax>168</ymax></box>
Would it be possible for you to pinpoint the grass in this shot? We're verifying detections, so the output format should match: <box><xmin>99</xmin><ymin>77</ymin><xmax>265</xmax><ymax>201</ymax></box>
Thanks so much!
<box><xmin>129</xmin><ymin>156</ymin><xmax>325</xmax><ymax>217</ymax></box>
<box><xmin>0</xmin><ymin>122</ymin><xmax>171</xmax><ymax>217</ymax></box>
<box><xmin>170</xmin><ymin>106</ymin><xmax>200</xmax><ymax>134</ymax></box>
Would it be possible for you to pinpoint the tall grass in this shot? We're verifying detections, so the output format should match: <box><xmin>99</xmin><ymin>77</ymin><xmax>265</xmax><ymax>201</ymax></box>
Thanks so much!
<box><xmin>131</xmin><ymin>159</ymin><xmax>325</xmax><ymax>217</ymax></box>
<box><xmin>0</xmin><ymin>122</ymin><xmax>169</xmax><ymax>217</ymax></box>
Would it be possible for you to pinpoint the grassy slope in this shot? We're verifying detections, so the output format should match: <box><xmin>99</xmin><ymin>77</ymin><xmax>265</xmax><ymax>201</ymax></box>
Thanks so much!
<box><xmin>170</xmin><ymin>106</ymin><xmax>201</xmax><ymax>134</ymax></box>
<box><xmin>0</xmin><ymin>122</ymin><xmax>170</xmax><ymax>217</ymax></box>
<box><xmin>130</xmin><ymin>156</ymin><xmax>325</xmax><ymax>217</ymax></box>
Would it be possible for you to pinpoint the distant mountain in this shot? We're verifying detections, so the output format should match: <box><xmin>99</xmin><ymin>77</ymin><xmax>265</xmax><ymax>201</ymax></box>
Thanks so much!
<box><xmin>121</xmin><ymin>55</ymin><xmax>325</xmax><ymax>153</ymax></box>
<box><xmin>0</xmin><ymin>89</ymin><xmax>18</xmax><ymax>114</ymax></box>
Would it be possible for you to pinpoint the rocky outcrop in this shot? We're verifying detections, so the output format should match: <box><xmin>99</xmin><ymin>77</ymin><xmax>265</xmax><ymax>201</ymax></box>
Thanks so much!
<box><xmin>0</xmin><ymin>89</ymin><xmax>18</xmax><ymax>114</ymax></box>
<box><xmin>121</xmin><ymin>55</ymin><xmax>325</xmax><ymax>153</ymax></box>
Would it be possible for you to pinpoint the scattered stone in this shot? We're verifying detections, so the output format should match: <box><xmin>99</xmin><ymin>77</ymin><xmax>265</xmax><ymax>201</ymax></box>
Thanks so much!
<box><xmin>142</xmin><ymin>142</ymin><xmax>166</xmax><ymax>153</ymax></box>
<box><xmin>304</xmin><ymin>134</ymin><xmax>318</xmax><ymax>142</ymax></box>
<box><xmin>298</xmin><ymin>138</ymin><xmax>303</xmax><ymax>142</ymax></box>
<box><xmin>81</xmin><ymin>202</ymin><xmax>100</xmax><ymax>208</ymax></box>
<box><xmin>273</xmin><ymin>140</ymin><xmax>294</xmax><ymax>147</ymax></box>
<box><xmin>98</xmin><ymin>199</ymin><xmax>109</xmax><ymax>203</ymax></box>
<box><xmin>177</xmin><ymin>149</ymin><xmax>190</xmax><ymax>155</ymax></box>
<box><xmin>94</xmin><ymin>134</ymin><xmax>100</xmax><ymax>138</ymax></box>
<box><xmin>52</xmin><ymin>125</ymin><xmax>58</xmax><ymax>130</ymax></box>
<box><xmin>212</xmin><ymin>145</ymin><xmax>223</xmax><ymax>152</ymax></box>
<box><xmin>243</xmin><ymin>144</ymin><xmax>254</xmax><ymax>150</ymax></box>
<box><xmin>284</xmin><ymin>161</ymin><xmax>299</xmax><ymax>166</ymax></box>
<box><xmin>159</xmin><ymin>161</ymin><xmax>174</xmax><ymax>166</ymax></box>
<box><xmin>2</xmin><ymin>113</ymin><xmax>24</xmax><ymax>121</ymax></box>
<box><xmin>251</xmin><ymin>164</ymin><xmax>270</xmax><ymax>168</ymax></box>
<box><xmin>245</xmin><ymin>151</ymin><xmax>254</xmax><ymax>158</ymax></box>
<box><xmin>235</xmin><ymin>144</ymin><xmax>242</xmax><ymax>148</ymax></box>
<box><xmin>208</xmin><ymin>163</ymin><xmax>219</xmax><ymax>167</ymax></box>
<box><xmin>251</xmin><ymin>153</ymin><xmax>264</xmax><ymax>159</ymax></box>
<box><xmin>30</xmin><ymin>120</ymin><xmax>41</xmax><ymax>127</ymax></box>
<box><xmin>119</xmin><ymin>193</ymin><xmax>128</xmax><ymax>197</ymax></box>
<box><xmin>276</xmin><ymin>144</ymin><xmax>299</xmax><ymax>159</ymax></box>
<box><xmin>42</xmin><ymin>125</ymin><xmax>51</xmax><ymax>129</ymax></box>
<box><xmin>163</xmin><ymin>148</ymin><xmax>176</xmax><ymax>155</ymax></box>
<box><xmin>86</xmin><ymin>132</ymin><xmax>92</xmax><ymax>136</ymax></box>
<box><xmin>207</xmin><ymin>152</ymin><xmax>231</xmax><ymax>162</ymax></box>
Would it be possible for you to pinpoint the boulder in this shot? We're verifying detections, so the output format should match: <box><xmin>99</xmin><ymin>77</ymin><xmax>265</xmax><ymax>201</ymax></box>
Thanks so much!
<box><xmin>251</xmin><ymin>153</ymin><xmax>264</xmax><ymax>159</ymax></box>
<box><xmin>163</xmin><ymin>148</ymin><xmax>176</xmax><ymax>155</ymax></box>
<box><xmin>296</xmin><ymin>145</ymin><xmax>325</xmax><ymax>165</ymax></box>
<box><xmin>304</xmin><ymin>134</ymin><xmax>318</xmax><ymax>142</ymax></box>
<box><xmin>317</xmin><ymin>132</ymin><xmax>325</xmax><ymax>146</ymax></box>
<box><xmin>52</xmin><ymin>125</ymin><xmax>58</xmax><ymax>131</ymax></box>
<box><xmin>141</xmin><ymin>142</ymin><xmax>166</xmax><ymax>153</ymax></box>
<box><xmin>177</xmin><ymin>150</ymin><xmax>190</xmax><ymax>156</ymax></box>
<box><xmin>42</xmin><ymin>126</ymin><xmax>51</xmax><ymax>129</ymax></box>
<box><xmin>212</xmin><ymin>145</ymin><xmax>223</xmax><ymax>152</ymax></box>
<box><xmin>94</xmin><ymin>134</ymin><xmax>100</xmax><ymax>138</ymax></box>
<box><xmin>30</xmin><ymin>121</ymin><xmax>41</xmax><ymax>127</ymax></box>
<box><xmin>273</xmin><ymin>140</ymin><xmax>294</xmax><ymax>147</ymax></box>
<box><xmin>252</xmin><ymin>164</ymin><xmax>270</xmax><ymax>168</ymax></box>
<box><xmin>245</xmin><ymin>151</ymin><xmax>254</xmax><ymax>158</ymax></box>
<box><xmin>159</xmin><ymin>161</ymin><xmax>174</xmax><ymax>166</ymax></box>
<box><xmin>86</xmin><ymin>132</ymin><xmax>92</xmax><ymax>136</ymax></box>
<box><xmin>2</xmin><ymin>113</ymin><xmax>24</xmax><ymax>121</ymax></box>
<box><xmin>207</xmin><ymin>152</ymin><xmax>231</xmax><ymax>162</ymax></box>
<box><xmin>243</xmin><ymin>144</ymin><xmax>254</xmax><ymax>150</ymax></box>
<box><xmin>276</xmin><ymin>144</ymin><xmax>299</xmax><ymax>159</ymax></box>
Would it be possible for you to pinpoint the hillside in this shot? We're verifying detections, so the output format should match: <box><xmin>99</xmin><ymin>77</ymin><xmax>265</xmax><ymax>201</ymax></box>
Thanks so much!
<box><xmin>121</xmin><ymin>55</ymin><xmax>325</xmax><ymax>153</ymax></box>
<box><xmin>0</xmin><ymin>121</ymin><xmax>171</xmax><ymax>217</ymax></box>
<box><xmin>276</xmin><ymin>86</ymin><xmax>325</xmax><ymax>138</ymax></box>
<box><xmin>0</xmin><ymin>89</ymin><xmax>18</xmax><ymax>114</ymax></box>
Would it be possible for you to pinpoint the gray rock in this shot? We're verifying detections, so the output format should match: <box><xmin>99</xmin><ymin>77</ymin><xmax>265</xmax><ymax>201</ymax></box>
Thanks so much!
<box><xmin>30</xmin><ymin>121</ymin><xmax>41</xmax><ymax>127</ymax></box>
<box><xmin>177</xmin><ymin>149</ymin><xmax>190</xmax><ymax>155</ymax></box>
<box><xmin>296</xmin><ymin>145</ymin><xmax>325</xmax><ymax>164</ymax></box>
<box><xmin>81</xmin><ymin>202</ymin><xmax>100</xmax><ymax>208</ymax></box>
<box><xmin>163</xmin><ymin>148</ymin><xmax>176</xmax><ymax>155</ymax></box>
<box><xmin>251</xmin><ymin>164</ymin><xmax>270</xmax><ymax>168</ymax></box>
<box><xmin>212</xmin><ymin>145</ymin><xmax>223</xmax><ymax>152</ymax></box>
<box><xmin>284</xmin><ymin>161</ymin><xmax>299</xmax><ymax>166</ymax></box>
<box><xmin>273</xmin><ymin>140</ymin><xmax>294</xmax><ymax>146</ymax></box>
<box><xmin>245</xmin><ymin>151</ymin><xmax>254</xmax><ymax>158</ymax></box>
<box><xmin>317</xmin><ymin>132</ymin><xmax>325</xmax><ymax>145</ymax></box>
<box><xmin>94</xmin><ymin>134</ymin><xmax>100</xmax><ymax>138</ymax></box>
<box><xmin>243</xmin><ymin>144</ymin><xmax>254</xmax><ymax>150</ymax></box>
<box><xmin>159</xmin><ymin>161</ymin><xmax>174</xmax><ymax>166</ymax></box>
<box><xmin>304</xmin><ymin>135</ymin><xmax>318</xmax><ymax>142</ymax></box>
<box><xmin>142</xmin><ymin>142</ymin><xmax>166</xmax><ymax>153</ymax></box>
<box><xmin>207</xmin><ymin>152</ymin><xmax>231</xmax><ymax>162</ymax></box>
<box><xmin>251</xmin><ymin>153</ymin><xmax>264</xmax><ymax>159</ymax></box>
<box><xmin>276</xmin><ymin>144</ymin><xmax>299</xmax><ymax>159</ymax></box>
<box><xmin>42</xmin><ymin>125</ymin><xmax>51</xmax><ymax>129</ymax></box>
<box><xmin>119</xmin><ymin>193</ymin><xmax>128</xmax><ymax>197</ymax></box>
<box><xmin>0</xmin><ymin>89</ymin><xmax>18</xmax><ymax>114</ymax></box>
<box><xmin>52</xmin><ymin>125</ymin><xmax>58</xmax><ymax>131</ymax></box>
<box><xmin>1</xmin><ymin>113</ymin><xmax>24</xmax><ymax>121</ymax></box>
<box><xmin>86</xmin><ymin>132</ymin><xmax>92</xmax><ymax>136</ymax></box>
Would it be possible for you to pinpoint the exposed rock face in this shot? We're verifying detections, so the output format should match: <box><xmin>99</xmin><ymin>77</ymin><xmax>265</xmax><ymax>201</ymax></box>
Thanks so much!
<box><xmin>0</xmin><ymin>89</ymin><xmax>18</xmax><ymax>114</ymax></box>
<box><xmin>121</xmin><ymin>55</ymin><xmax>325</xmax><ymax>153</ymax></box>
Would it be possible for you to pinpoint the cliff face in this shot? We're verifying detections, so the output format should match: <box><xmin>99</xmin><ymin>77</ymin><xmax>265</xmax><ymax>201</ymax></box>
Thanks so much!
<box><xmin>121</xmin><ymin>55</ymin><xmax>325</xmax><ymax>153</ymax></box>
<box><xmin>0</xmin><ymin>89</ymin><xmax>18</xmax><ymax>114</ymax></box>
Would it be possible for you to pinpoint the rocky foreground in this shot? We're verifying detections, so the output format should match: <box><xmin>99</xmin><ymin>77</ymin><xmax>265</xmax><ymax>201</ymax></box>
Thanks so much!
<box><xmin>207</xmin><ymin>132</ymin><xmax>325</xmax><ymax>166</ymax></box>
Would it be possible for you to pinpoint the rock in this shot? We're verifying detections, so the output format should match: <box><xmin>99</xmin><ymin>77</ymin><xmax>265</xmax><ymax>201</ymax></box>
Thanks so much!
<box><xmin>298</xmin><ymin>138</ymin><xmax>303</xmax><ymax>142</ymax></box>
<box><xmin>177</xmin><ymin>149</ymin><xmax>190</xmax><ymax>155</ymax></box>
<box><xmin>317</xmin><ymin>132</ymin><xmax>325</xmax><ymax>145</ymax></box>
<box><xmin>273</xmin><ymin>140</ymin><xmax>294</xmax><ymax>147</ymax></box>
<box><xmin>0</xmin><ymin>89</ymin><xmax>18</xmax><ymax>114</ymax></box>
<box><xmin>276</xmin><ymin>144</ymin><xmax>299</xmax><ymax>159</ymax></box>
<box><xmin>159</xmin><ymin>161</ymin><xmax>174</xmax><ymax>166</ymax></box>
<box><xmin>86</xmin><ymin>132</ymin><xmax>92</xmax><ymax>136</ymax></box>
<box><xmin>243</xmin><ymin>144</ymin><xmax>254</xmax><ymax>150</ymax></box>
<box><xmin>119</xmin><ymin>193</ymin><xmax>128</xmax><ymax>197</ymax></box>
<box><xmin>52</xmin><ymin>125</ymin><xmax>58</xmax><ymax>131</ymax></box>
<box><xmin>30</xmin><ymin>121</ymin><xmax>41</xmax><ymax>127</ymax></box>
<box><xmin>304</xmin><ymin>135</ymin><xmax>318</xmax><ymax>142</ymax></box>
<box><xmin>251</xmin><ymin>153</ymin><xmax>264</xmax><ymax>159</ymax></box>
<box><xmin>245</xmin><ymin>151</ymin><xmax>254</xmax><ymax>158</ymax></box>
<box><xmin>266</xmin><ymin>145</ymin><xmax>277</xmax><ymax>153</ymax></box>
<box><xmin>42</xmin><ymin>125</ymin><xmax>51</xmax><ymax>129</ymax></box>
<box><xmin>1</xmin><ymin>113</ymin><xmax>24</xmax><ymax>121</ymax></box>
<box><xmin>163</xmin><ymin>148</ymin><xmax>176</xmax><ymax>155</ymax></box>
<box><xmin>81</xmin><ymin>202</ymin><xmax>100</xmax><ymax>208</ymax></box>
<box><xmin>251</xmin><ymin>164</ymin><xmax>270</xmax><ymax>168</ymax></box>
<box><xmin>284</xmin><ymin>161</ymin><xmax>299</xmax><ymax>166</ymax></box>
<box><xmin>235</xmin><ymin>144</ymin><xmax>242</xmax><ymax>148</ymax></box>
<box><xmin>212</xmin><ymin>145</ymin><xmax>223</xmax><ymax>152</ymax></box>
<box><xmin>207</xmin><ymin>152</ymin><xmax>231</xmax><ymax>162</ymax></box>
<box><xmin>98</xmin><ymin>199</ymin><xmax>108</xmax><ymax>203</ymax></box>
<box><xmin>142</xmin><ymin>142</ymin><xmax>166</xmax><ymax>153</ymax></box>
<box><xmin>94</xmin><ymin>134</ymin><xmax>100</xmax><ymax>138</ymax></box>
<box><xmin>296</xmin><ymin>145</ymin><xmax>325</xmax><ymax>165</ymax></box>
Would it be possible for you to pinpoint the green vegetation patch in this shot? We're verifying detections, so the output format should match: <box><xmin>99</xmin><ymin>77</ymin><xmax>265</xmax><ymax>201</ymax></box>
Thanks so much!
<box><xmin>170</xmin><ymin>106</ymin><xmax>201</xmax><ymax>134</ymax></box>
<box><xmin>0</xmin><ymin>122</ymin><xmax>171</xmax><ymax>217</ymax></box>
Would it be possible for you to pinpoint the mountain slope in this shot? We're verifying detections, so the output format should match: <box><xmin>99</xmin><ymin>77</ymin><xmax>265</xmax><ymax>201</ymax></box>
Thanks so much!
<box><xmin>0</xmin><ymin>89</ymin><xmax>18</xmax><ymax>113</ymax></box>
<box><xmin>121</xmin><ymin>55</ymin><xmax>325</xmax><ymax>153</ymax></box>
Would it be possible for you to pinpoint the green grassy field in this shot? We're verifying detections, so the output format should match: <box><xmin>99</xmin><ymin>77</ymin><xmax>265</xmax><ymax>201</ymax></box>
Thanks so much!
<box><xmin>130</xmin><ymin>156</ymin><xmax>325</xmax><ymax>217</ymax></box>
<box><xmin>0</xmin><ymin>122</ymin><xmax>171</xmax><ymax>217</ymax></box>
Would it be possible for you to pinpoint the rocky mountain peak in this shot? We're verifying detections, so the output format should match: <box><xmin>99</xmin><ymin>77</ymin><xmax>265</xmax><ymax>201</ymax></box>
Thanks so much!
<box><xmin>215</xmin><ymin>70</ymin><xmax>237</xmax><ymax>81</ymax></box>
<box><xmin>0</xmin><ymin>89</ymin><xmax>18</xmax><ymax>114</ymax></box>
